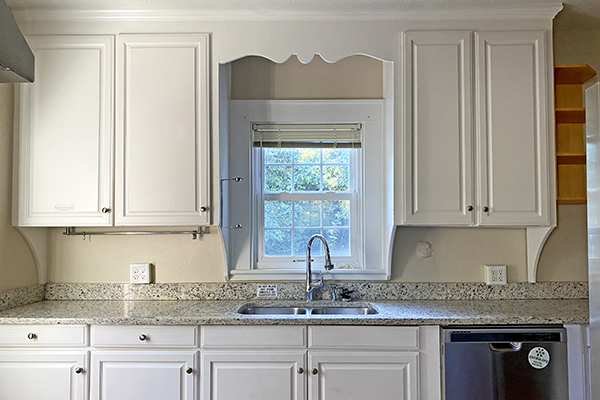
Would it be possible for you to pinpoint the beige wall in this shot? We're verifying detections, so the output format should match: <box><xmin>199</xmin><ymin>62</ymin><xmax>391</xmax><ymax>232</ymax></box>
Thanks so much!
<box><xmin>231</xmin><ymin>55</ymin><xmax>383</xmax><ymax>100</ymax></box>
<box><xmin>554</xmin><ymin>28</ymin><xmax>600</xmax><ymax>76</ymax></box>
<box><xmin>39</xmin><ymin>53</ymin><xmax>592</xmax><ymax>283</ymax></box>
<box><xmin>0</xmin><ymin>84</ymin><xmax>38</xmax><ymax>291</ymax></box>
<box><xmin>48</xmin><ymin>227</ymin><xmax>225</xmax><ymax>283</ymax></box>
<box><xmin>538</xmin><ymin>205</ymin><xmax>589</xmax><ymax>282</ymax></box>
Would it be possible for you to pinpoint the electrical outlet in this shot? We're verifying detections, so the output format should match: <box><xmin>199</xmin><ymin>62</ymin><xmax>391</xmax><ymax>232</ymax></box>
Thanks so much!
<box><xmin>485</xmin><ymin>265</ymin><xmax>507</xmax><ymax>285</ymax></box>
<box><xmin>130</xmin><ymin>263</ymin><xmax>153</xmax><ymax>284</ymax></box>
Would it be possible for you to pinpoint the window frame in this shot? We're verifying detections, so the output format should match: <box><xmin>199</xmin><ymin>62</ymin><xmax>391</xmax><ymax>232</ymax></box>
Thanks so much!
<box><xmin>254</xmin><ymin>145</ymin><xmax>363</xmax><ymax>269</ymax></box>
<box><xmin>226</xmin><ymin>100</ymin><xmax>391</xmax><ymax>281</ymax></box>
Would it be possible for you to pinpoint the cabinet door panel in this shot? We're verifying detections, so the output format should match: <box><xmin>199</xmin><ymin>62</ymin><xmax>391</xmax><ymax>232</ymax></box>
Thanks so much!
<box><xmin>115</xmin><ymin>34</ymin><xmax>210</xmax><ymax>226</ymax></box>
<box><xmin>0</xmin><ymin>350</ymin><xmax>88</xmax><ymax>400</ymax></box>
<box><xmin>403</xmin><ymin>31</ymin><xmax>474</xmax><ymax>225</ymax></box>
<box><xmin>476</xmin><ymin>31</ymin><xmax>550</xmax><ymax>225</ymax></box>
<box><xmin>201</xmin><ymin>351</ymin><xmax>305</xmax><ymax>400</ymax></box>
<box><xmin>91</xmin><ymin>351</ymin><xmax>197</xmax><ymax>400</ymax></box>
<box><xmin>309</xmin><ymin>351</ymin><xmax>418</xmax><ymax>400</ymax></box>
<box><xmin>16</xmin><ymin>36</ymin><xmax>113</xmax><ymax>226</ymax></box>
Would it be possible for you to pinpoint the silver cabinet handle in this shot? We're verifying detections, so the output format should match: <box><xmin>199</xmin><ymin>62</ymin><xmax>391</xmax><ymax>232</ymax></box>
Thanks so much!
<box><xmin>27</xmin><ymin>333</ymin><xmax>37</xmax><ymax>340</ymax></box>
<box><xmin>186</xmin><ymin>367</ymin><xmax>193</xmax><ymax>374</ymax></box>
<box><xmin>139</xmin><ymin>334</ymin><xmax>147</xmax><ymax>341</ymax></box>
<box><xmin>101</xmin><ymin>207</ymin><xmax>111</xmax><ymax>213</ymax></box>
<box><xmin>482</xmin><ymin>206</ymin><xmax>490</xmax><ymax>212</ymax></box>
<box><xmin>312</xmin><ymin>368</ymin><xmax>318</xmax><ymax>375</ymax></box>
<box><xmin>200</xmin><ymin>206</ymin><xmax>208</xmax><ymax>213</ymax></box>
<box><xmin>467</xmin><ymin>205</ymin><xmax>473</xmax><ymax>212</ymax></box>
<box><xmin>75</xmin><ymin>367</ymin><xmax>84</xmax><ymax>374</ymax></box>
<box><xmin>297</xmin><ymin>367</ymin><xmax>304</xmax><ymax>374</ymax></box>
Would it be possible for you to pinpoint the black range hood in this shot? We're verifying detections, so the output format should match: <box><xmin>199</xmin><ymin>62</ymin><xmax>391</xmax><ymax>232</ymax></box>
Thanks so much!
<box><xmin>0</xmin><ymin>0</ymin><xmax>33</xmax><ymax>83</ymax></box>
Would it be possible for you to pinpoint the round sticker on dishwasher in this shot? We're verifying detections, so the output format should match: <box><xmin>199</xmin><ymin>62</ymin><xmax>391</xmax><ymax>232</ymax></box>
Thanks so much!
<box><xmin>528</xmin><ymin>347</ymin><xmax>550</xmax><ymax>369</ymax></box>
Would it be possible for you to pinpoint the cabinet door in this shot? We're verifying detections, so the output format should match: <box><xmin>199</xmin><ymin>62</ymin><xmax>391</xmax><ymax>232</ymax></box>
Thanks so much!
<box><xmin>201</xmin><ymin>350</ymin><xmax>306</xmax><ymax>400</ymax></box>
<box><xmin>115</xmin><ymin>34</ymin><xmax>210</xmax><ymax>226</ymax></box>
<box><xmin>403</xmin><ymin>31</ymin><xmax>474</xmax><ymax>225</ymax></box>
<box><xmin>0</xmin><ymin>350</ymin><xmax>88</xmax><ymax>400</ymax></box>
<box><xmin>15</xmin><ymin>36</ymin><xmax>113</xmax><ymax>227</ymax></box>
<box><xmin>476</xmin><ymin>31</ymin><xmax>551</xmax><ymax>225</ymax></box>
<box><xmin>91</xmin><ymin>350</ymin><xmax>197</xmax><ymax>400</ymax></box>
<box><xmin>308</xmin><ymin>351</ymin><xmax>419</xmax><ymax>400</ymax></box>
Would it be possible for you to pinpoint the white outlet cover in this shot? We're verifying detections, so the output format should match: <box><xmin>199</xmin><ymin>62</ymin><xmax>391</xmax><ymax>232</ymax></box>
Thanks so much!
<box><xmin>130</xmin><ymin>263</ymin><xmax>153</xmax><ymax>284</ymax></box>
<box><xmin>485</xmin><ymin>265</ymin><xmax>507</xmax><ymax>285</ymax></box>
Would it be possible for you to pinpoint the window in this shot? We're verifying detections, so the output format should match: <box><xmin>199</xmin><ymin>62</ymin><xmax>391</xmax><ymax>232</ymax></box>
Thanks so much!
<box><xmin>253</xmin><ymin>124</ymin><xmax>362</xmax><ymax>268</ymax></box>
<box><xmin>225</xmin><ymin>100</ymin><xmax>391</xmax><ymax>281</ymax></box>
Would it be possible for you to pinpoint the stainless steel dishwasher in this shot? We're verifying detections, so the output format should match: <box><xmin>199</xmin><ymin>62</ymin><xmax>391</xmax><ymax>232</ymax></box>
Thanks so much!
<box><xmin>442</xmin><ymin>326</ymin><xmax>568</xmax><ymax>399</ymax></box>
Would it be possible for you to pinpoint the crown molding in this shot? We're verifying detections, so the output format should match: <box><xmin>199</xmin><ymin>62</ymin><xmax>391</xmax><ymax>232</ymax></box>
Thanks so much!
<box><xmin>12</xmin><ymin>4</ymin><xmax>563</xmax><ymax>22</ymax></box>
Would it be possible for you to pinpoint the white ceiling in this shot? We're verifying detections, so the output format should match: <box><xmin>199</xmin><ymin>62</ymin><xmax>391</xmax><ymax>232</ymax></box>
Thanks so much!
<box><xmin>5</xmin><ymin>0</ymin><xmax>600</xmax><ymax>30</ymax></box>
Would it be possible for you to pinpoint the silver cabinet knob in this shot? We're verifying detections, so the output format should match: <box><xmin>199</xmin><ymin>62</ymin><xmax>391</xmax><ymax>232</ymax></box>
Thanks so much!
<box><xmin>75</xmin><ymin>367</ymin><xmax>84</xmax><ymax>374</ymax></box>
<box><xmin>467</xmin><ymin>205</ymin><xmax>473</xmax><ymax>212</ymax></box>
<box><xmin>101</xmin><ymin>207</ymin><xmax>111</xmax><ymax>213</ymax></box>
<box><xmin>297</xmin><ymin>367</ymin><xmax>304</xmax><ymax>374</ymax></box>
<box><xmin>27</xmin><ymin>333</ymin><xmax>37</xmax><ymax>340</ymax></box>
<box><xmin>312</xmin><ymin>368</ymin><xmax>318</xmax><ymax>375</ymax></box>
<box><xmin>482</xmin><ymin>206</ymin><xmax>490</xmax><ymax>212</ymax></box>
<box><xmin>139</xmin><ymin>334</ymin><xmax>147</xmax><ymax>341</ymax></box>
<box><xmin>186</xmin><ymin>367</ymin><xmax>193</xmax><ymax>374</ymax></box>
<box><xmin>200</xmin><ymin>206</ymin><xmax>208</xmax><ymax>213</ymax></box>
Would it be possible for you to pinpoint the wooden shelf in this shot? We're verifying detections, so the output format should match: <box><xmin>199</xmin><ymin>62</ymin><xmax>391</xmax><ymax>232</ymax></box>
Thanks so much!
<box><xmin>557</xmin><ymin>198</ymin><xmax>587</xmax><ymax>205</ymax></box>
<box><xmin>555</xmin><ymin>107</ymin><xmax>586</xmax><ymax>123</ymax></box>
<box><xmin>554</xmin><ymin>64</ymin><xmax>596</xmax><ymax>205</ymax></box>
<box><xmin>557</xmin><ymin>154</ymin><xmax>586</xmax><ymax>165</ymax></box>
<box><xmin>555</xmin><ymin>64</ymin><xmax>597</xmax><ymax>84</ymax></box>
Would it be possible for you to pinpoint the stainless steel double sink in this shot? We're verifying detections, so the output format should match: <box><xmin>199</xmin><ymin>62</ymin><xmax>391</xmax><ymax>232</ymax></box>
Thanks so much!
<box><xmin>237</xmin><ymin>304</ymin><xmax>378</xmax><ymax>316</ymax></box>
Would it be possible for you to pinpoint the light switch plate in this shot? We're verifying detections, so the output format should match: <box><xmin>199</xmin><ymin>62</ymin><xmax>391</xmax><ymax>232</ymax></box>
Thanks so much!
<box><xmin>485</xmin><ymin>265</ymin><xmax>507</xmax><ymax>285</ymax></box>
<box><xmin>130</xmin><ymin>263</ymin><xmax>153</xmax><ymax>284</ymax></box>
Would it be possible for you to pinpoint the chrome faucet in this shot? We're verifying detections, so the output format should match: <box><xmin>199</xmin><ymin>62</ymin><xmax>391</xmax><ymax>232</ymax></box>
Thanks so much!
<box><xmin>305</xmin><ymin>234</ymin><xmax>334</xmax><ymax>301</ymax></box>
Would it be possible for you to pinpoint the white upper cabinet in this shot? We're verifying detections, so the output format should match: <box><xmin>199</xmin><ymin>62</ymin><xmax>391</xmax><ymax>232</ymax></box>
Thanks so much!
<box><xmin>14</xmin><ymin>36</ymin><xmax>114</xmax><ymax>227</ymax></box>
<box><xmin>475</xmin><ymin>31</ymin><xmax>550</xmax><ymax>226</ymax></box>
<box><xmin>402</xmin><ymin>30</ymin><xmax>552</xmax><ymax>227</ymax></box>
<box><xmin>403</xmin><ymin>31</ymin><xmax>474</xmax><ymax>225</ymax></box>
<box><xmin>14</xmin><ymin>34</ymin><xmax>211</xmax><ymax>227</ymax></box>
<box><xmin>115</xmin><ymin>34</ymin><xmax>210</xmax><ymax>226</ymax></box>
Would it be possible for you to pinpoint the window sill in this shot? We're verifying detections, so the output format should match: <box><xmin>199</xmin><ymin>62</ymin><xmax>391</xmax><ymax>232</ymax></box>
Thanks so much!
<box><xmin>228</xmin><ymin>268</ymin><xmax>390</xmax><ymax>281</ymax></box>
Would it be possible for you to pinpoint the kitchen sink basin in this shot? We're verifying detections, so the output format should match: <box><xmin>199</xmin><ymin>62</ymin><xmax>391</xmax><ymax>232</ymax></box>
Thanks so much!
<box><xmin>309</xmin><ymin>307</ymin><xmax>378</xmax><ymax>315</ymax></box>
<box><xmin>237</xmin><ymin>305</ymin><xmax>378</xmax><ymax>316</ymax></box>
<box><xmin>238</xmin><ymin>306</ymin><xmax>308</xmax><ymax>315</ymax></box>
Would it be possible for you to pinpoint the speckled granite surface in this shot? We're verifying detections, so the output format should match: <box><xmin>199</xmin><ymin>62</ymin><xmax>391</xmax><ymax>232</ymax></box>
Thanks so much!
<box><xmin>0</xmin><ymin>298</ymin><xmax>588</xmax><ymax>326</ymax></box>
<box><xmin>0</xmin><ymin>285</ymin><xmax>44</xmax><ymax>312</ymax></box>
<box><xmin>43</xmin><ymin>282</ymin><xmax>588</xmax><ymax>301</ymax></box>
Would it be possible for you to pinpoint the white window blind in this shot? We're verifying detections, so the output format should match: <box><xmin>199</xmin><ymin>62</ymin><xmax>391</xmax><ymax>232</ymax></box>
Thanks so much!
<box><xmin>252</xmin><ymin>123</ymin><xmax>362</xmax><ymax>148</ymax></box>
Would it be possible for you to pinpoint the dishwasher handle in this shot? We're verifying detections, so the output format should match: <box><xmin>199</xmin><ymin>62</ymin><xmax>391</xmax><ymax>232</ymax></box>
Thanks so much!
<box><xmin>489</xmin><ymin>342</ymin><xmax>523</xmax><ymax>352</ymax></box>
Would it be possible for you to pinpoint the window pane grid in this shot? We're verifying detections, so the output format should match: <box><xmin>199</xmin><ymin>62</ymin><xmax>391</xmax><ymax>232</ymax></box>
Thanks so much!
<box><xmin>263</xmin><ymin>199</ymin><xmax>351</xmax><ymax>257</ymax></box>
<box><xmin>261</xmin><ymin>147</ymin><xmax>355</xmax><ymax>259</ymax></box>
<box><xmin>263</xmin><ymin>148</ymin><xmax>350</xmax><ymax>194</ymax></box>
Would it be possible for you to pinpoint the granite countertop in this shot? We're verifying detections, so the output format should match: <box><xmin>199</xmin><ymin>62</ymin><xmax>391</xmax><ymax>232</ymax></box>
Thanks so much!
<box><xmin>0</xmin><ymin>298</ymin><xmax>589</xmax><ymax>326</ymax></box>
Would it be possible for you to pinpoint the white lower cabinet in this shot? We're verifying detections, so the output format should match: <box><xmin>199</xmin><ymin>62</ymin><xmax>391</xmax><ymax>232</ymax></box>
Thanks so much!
<box><xmin>91</xmin><ymin>351</ymin><xmax>197</xmax><ymax>400</ymax></box>
<box><xmin>0</xmin><ymin>350</ymin><xmax>89</xmax><ymax>400</ymax></box>
<box><xmin>0</xmin><ymin>325</ymin><xmax>90</xmax><ymax>400</ymax></box>
<box><xmin>308</xmin><ymin>351</ymin><xmax>418</xmax><ymax>400</ymax></box>
<box><xmin>201</xmin><ymin>351</ymin><xmax>306</xmax><ymax>400</ymax></box>
<box><xmin>0</xmin><ymin>324</ymin><xmax>441</xmax><ymax>400</ymax></box>
<box><xmin>90</xmin><ymin>325</ymin><xmax>199</xmax><ymax>400</ymax></box>
<box><xmin>200</xmin><ymin>325</ymin><xmax>440</xmax><ymax>400</ymax></box>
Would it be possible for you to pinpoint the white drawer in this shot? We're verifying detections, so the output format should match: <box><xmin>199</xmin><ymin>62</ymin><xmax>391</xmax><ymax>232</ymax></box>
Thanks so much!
<box><xmin>308</xmin><ymin>326</ymin><xmax>420</xmax><ymax>349</ymax></box>
<box><xmin>0</xmin><ymin>325</ymin><xmax>88</xmax><ymax>347</ymax></box>
<box><xmin>91</xmin><ymin>325</ymin><xmax>198</xmax><ymax>348</ymax></box>
<box><xmin>201</xmin><ymin>326</ymin><xmax>307</xmax><ymax>348</ymax></box>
